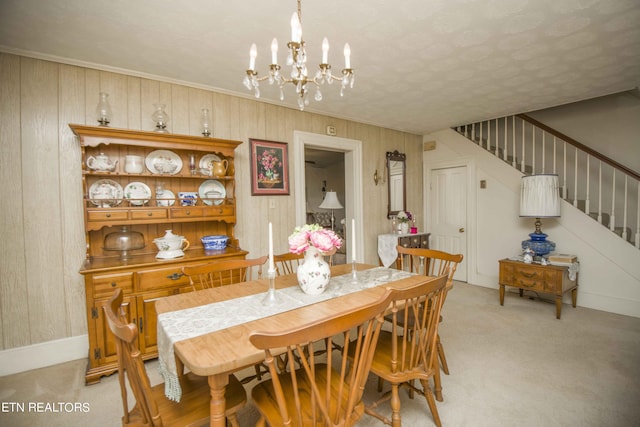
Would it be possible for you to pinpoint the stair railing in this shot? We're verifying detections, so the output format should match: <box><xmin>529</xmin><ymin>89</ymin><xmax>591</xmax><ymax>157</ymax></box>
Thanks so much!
<box><xmin>455</xmin><ymin>114</ymin><xmax>640</xmax><ymax>248</ymax></box>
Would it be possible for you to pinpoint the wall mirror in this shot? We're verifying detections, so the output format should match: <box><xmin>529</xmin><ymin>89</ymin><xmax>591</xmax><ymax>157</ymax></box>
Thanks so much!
<box><xmin>386</xmin><ymin>150</ymin><xmax>406</xmax><ymax>218</ymax></box>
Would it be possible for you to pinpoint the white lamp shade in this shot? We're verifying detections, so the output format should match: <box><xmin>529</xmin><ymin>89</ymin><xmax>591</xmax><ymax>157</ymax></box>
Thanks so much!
<box><xmin>520</xmin><ymin>174</ymin><xmax>561</xmax><ymax>217</ymax></box>
<box><xmin>319</xmin><ymin>191</ymin><xmax>343</xmax><ymax>209</ymax></box>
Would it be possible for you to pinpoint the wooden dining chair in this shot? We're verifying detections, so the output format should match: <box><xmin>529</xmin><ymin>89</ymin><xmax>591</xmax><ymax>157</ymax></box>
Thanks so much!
<box><xmin>182</xmin><ymin>255</ymin><xmax>268</xmax><ymax>290</ymax></box>
<box><xmin>249</xmin><ymin>289</ymin><xmax>393</xmax><ymax>427</ymax></box>
<box><xmin>273</xmin><ymin>252</ymin><xmax>304</xmax><ymax>276</ymax></box>
<box><xmin>388</xmin><ymin>245</ymin><xmax>463</xmax><ymax>401</ymax></box>
<box><xmin>364</xmin><ymin>274</ymin><xmax>449</xmax><ymax>427</ymax></box>
<box><xmin>104</xmin><ymin>288</ymin><xmax>247</xmax><ymax>427</ymax></box>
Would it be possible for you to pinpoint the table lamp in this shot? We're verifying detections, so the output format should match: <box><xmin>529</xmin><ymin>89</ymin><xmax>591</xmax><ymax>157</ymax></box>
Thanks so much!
<box><xmin>319</xmin><ymin>191</ymin><xmax>343</xmax><ymax>231</ymax></box>
<box><xmin>520</xmin><ymin>174</ymin><xmax>561</xmax><ymax>256</ymax></box>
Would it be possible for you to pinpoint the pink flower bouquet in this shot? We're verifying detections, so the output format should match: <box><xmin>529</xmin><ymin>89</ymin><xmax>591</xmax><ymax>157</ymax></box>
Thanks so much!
<box><xmin>288</xmin><ymin>224</ymin><xmax>342</xmax><ymax>255</ymax></box>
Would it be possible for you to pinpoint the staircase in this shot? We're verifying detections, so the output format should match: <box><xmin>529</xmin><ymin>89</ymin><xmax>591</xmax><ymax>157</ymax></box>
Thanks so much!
<box><xmin>454</xmin><ymin>114</ymin><xmax>639</xmax><ymax>249</ymax></box>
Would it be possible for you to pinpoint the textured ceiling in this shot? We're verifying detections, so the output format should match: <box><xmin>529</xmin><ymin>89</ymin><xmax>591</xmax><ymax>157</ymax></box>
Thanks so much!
<box><xmin>1</xmin><ymin>0</ymin><xmax>639</xmax><ymax>134</ymax></box>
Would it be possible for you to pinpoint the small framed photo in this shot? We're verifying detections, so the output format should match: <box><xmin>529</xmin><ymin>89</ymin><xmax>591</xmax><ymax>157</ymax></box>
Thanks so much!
<box><xmin>250</xmin><ymin>138</ymin><xmax>290</xmax><ymax>195</ymax></box>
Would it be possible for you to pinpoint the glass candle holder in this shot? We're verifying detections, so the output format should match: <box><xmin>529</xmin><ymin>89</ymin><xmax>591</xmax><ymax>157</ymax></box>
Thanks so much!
<box><xmin>201</xmin><ymin>108</ymin><xmax>212</xmax><ymax>137</ymax></box>
<box><xmin>96</xmin><ymin>92</ymin><xmax>112</xmax><ymax>126</ymax></box>
<box><xmin>152</xmin><ymin>103</ymin><xmax>169</xmax><ymax>133</ymax></box>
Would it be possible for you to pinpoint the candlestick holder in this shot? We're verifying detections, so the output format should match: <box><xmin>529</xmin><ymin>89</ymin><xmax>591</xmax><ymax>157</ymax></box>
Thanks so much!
<box><xmin>351</xmin><ymin>260</ymin><xmax>359</xmax><ymax>285</ymax></box>
<box><xmin>262</xmin><ymin>269</ymin><xmax>278</xmax><ymax>305</ymax></box>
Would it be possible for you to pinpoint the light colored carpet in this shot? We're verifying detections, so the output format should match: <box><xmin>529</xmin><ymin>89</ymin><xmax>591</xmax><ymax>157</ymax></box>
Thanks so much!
<box><xmin>1</xmin><ymin>282</ymin><xmax>639</xmax><ymax>426</ymax></box>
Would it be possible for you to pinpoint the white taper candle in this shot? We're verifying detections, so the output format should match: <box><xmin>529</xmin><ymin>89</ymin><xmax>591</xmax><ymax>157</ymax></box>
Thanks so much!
<box><xmin>351</xmin><ymin>218</ymin><xmax>356</xmax><ymax>262</ymax></box>
<box><xmin>268</xmin><ymin>222</ymin><xmax>274</xmax><ymax>271</ymax></box>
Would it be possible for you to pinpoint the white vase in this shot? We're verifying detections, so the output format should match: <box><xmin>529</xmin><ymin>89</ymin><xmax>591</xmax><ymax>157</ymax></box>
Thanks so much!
<box><xmin>296</xmin><ymin>247</ymin><xmax>331</xmax><ymax>295</ymax></box>
<box><xmin>400</xmin><ymin>222</ymin><xmax>409</xmax><ymax>234</ymax></box>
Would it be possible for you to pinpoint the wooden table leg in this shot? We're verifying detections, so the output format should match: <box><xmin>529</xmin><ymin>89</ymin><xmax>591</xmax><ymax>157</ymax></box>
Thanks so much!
<box><xmin>572</xmin><ymin>288</ymin><xmax>578</xmax><ymax>308</ymax></box>
<box><xmin>555</xmin><ymin>296</ymin><xmax>562</xmax><ymax>319</ymax></box>
<box><xmin>208</xmin><ymin>374</ymin><xmax>229</xmax><ymax>427</ymax></box>
<box><xmin>499</xmin><ymin>284</ymin><xmax>505</xmax><ymax>305</ymax></box>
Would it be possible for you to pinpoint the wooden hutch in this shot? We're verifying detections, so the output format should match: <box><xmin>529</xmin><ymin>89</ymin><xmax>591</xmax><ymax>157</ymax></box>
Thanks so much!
<box><xmin>71</xmin><ymin>125</ymin><xmax>246</xmax><ymax>384</ymax></box>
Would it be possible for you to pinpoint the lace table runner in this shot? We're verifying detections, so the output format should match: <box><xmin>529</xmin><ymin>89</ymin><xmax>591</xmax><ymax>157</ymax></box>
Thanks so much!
<box><xmin>157</xmin><ymin>267</ymin><xmax>413</xmax><ymax>401</ymax></box>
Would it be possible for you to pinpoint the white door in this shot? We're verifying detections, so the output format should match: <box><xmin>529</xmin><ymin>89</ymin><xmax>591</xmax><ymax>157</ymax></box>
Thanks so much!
<box><xmin>429</xmin><ymin>166</ymin><xmax>467</xmax><ymax>281</ymax></box>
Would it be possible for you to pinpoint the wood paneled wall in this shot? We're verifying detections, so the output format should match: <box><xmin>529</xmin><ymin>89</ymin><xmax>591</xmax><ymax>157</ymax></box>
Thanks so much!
<box><xmin>0</xmin><ymin>53</ymin><xmax>422</xmax><ymax>350</ymax></box>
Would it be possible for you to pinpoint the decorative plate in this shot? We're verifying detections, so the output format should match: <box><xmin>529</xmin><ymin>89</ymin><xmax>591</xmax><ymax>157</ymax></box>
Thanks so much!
<box><xmin>89</xmin><ymin>179</ymin><xmax>123</xmax><ymax>207</ymax></box>
<box><xmin>124</xmin><ymin>182</ymin><xmax>152</xmax><ymax>206</ymax></box>
<box><xmin>145</xmin><ymin>150</ymin><xmax>183</xmax><ymax>175</ymax></box>
<box><xmin>156</xmin><ymin>189</ymin><xmax>176</xmax><ymax>207</ymax></box>
<box><xmin>178</xmin><ymin>191</ymin><xmax>198</xmax><ymax>206</ymax></box>
<box><xmin>199</xmin><ymin>153</ymin><xmax>221</xmax><ymax>170</ymax></box>
<box><xmin>198</xmin><ymin>180</ymin><xmax>226</xmax><ymax>206</ymax></box>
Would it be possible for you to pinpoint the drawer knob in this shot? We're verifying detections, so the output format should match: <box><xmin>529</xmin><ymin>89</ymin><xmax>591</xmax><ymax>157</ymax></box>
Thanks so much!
<box><xmin>111</xmin><ymin>282</ymin><xmax>117</xmax><ymax>287</ymax></box>
<box><xmin>106</xmin><ymin>213</ymin><xmax>111</xmax><ymax>218</ymax></box>
<box><xmin>186</xmin><ymin>210</ymin><xmax>191</xmax><ymax>215</ymax></box>
<box><xmin>148</xmin><ymin>212</ymin><xmax>153</xmax><ymax>216</ymax></box>
<box><xmin>166</xmin><ymin>272</ymin><xmax>184</xmax><ymax>280</ymax></box>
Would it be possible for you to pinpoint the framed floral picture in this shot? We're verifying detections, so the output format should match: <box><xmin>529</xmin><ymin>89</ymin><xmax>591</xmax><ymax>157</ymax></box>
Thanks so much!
<box><xmin>249</xmin><ymin>138</ymin><xmax>290</xmax><ymax>195</ymax></box>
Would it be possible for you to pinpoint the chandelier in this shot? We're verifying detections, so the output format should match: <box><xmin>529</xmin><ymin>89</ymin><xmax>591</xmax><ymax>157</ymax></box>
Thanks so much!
<box><xmin>242</xmin><ymin>0</ymin><xmax>354</xmax><ymax>111</ymax></box>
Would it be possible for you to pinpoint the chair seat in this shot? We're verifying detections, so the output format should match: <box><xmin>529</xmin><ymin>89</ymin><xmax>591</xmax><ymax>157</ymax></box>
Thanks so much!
<box><xmin>126</xmin><ymin>372</ymin><xmax>246</xmax><ymax>427</ymax></box>
<box><xmin>252</xmin><ymin>364</ymin><xmax>365</xmax><ymax>426</ymax></box>
<box><xmin>369</xmin><ymin>331</ymin><xmax>435</xmax><ymax>380</ymax></box>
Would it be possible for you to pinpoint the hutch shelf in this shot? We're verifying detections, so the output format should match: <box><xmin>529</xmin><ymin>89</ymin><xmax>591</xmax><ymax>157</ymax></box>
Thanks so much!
<box><xmin>70</xmin><ymin>124</ymin><xmax>246</xmax><ymax>384</ymax></box>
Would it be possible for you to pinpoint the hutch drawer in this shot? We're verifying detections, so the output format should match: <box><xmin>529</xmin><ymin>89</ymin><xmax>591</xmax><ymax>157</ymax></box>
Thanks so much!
<box><xmin>137</xmin><ymin>265</ymin><xmax>192</xmax><ymax>291</ymax></box>
<box><xmin>91</xmin><ymin>272</ymin><xmax>134</xmax><ymax>299</ymax></box>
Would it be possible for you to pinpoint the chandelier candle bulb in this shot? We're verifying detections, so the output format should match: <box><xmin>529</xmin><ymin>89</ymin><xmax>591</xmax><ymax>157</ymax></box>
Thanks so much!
<box><xmin>291</xmin><ymin>12</ymin><xmax>301</xmax><ymax>43</ymax></box>
<box><xmin>322</xmin><ymin>37</ymin><xmax>329</xmax><ymax>63</ymax></box>
<box><xmin>271</xmin><ymin>38</ymin><xmax>278</xmax><ymax>64</ymax></box>
<box><xmin>249</xmin><ymin>43</ymin><xmax>257</xmax><ymax>71</ymax></box>
<box><xmin>344</xmin><ymin>43</ymin><xmax>351</xmax><ymax>69</ymax></box>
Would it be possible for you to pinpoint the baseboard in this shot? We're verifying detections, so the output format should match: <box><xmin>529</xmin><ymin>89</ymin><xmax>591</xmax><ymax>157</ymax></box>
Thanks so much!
<box><xmin>0</xmin><ymin>335</ymin><xmax>88</xmax><ymax>377</ymax></box>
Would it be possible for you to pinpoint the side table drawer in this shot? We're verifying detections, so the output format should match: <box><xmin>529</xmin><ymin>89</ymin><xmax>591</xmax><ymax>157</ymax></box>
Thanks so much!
<box><xmin>500</xmin><ymin>263</ymin><xmax>559</xmax><ymax>293</ymax></box>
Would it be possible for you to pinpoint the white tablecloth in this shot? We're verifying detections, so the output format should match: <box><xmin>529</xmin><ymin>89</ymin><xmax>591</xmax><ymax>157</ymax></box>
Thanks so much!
<box><xmin>157</xmin><ymin>267</ymin><xmax>413</xmax><ymax>401</ymax></box>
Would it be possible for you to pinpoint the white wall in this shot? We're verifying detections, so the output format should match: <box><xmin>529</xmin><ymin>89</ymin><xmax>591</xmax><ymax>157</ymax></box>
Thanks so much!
<box><xmin>527</xmin><ymin>90</ymin><xmax>640</xmax><ymax>173</ymax></box>
<box><xmin>423</xmin><ymin>129</ymin><xmax>640</xmax><ymax>318</ymax></box>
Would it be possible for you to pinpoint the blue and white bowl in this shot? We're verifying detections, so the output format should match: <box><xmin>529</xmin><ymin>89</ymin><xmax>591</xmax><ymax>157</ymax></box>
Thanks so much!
<box><xmin>201</xmin><ymin>235</ymin><xmax>228</xmax><ymax>250</ymax></box>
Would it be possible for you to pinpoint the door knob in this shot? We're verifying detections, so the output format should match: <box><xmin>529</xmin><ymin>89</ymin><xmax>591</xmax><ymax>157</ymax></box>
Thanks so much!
<box><xmin>458</xmin><ymin>227</ymin><xmax>465</xmax><ymax>233</ymax></box>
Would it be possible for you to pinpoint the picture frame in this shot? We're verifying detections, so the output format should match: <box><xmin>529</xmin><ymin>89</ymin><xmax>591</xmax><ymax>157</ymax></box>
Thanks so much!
<box><xmin>250</xmin><ymin>138</ymin><xmax>290</xmax><ymax>195</ymax></box>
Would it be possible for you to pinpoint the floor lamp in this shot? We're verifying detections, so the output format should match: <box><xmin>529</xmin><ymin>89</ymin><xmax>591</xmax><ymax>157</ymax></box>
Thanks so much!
<box><xmin>319</xmin><ymin>191</ymin><xmax>343</xmax><ymax>231</ymax></box>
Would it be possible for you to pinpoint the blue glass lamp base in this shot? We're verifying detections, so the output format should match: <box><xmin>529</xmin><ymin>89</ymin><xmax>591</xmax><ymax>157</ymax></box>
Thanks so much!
<box><xmin>522</xmin><ymin>232</ymin><xmax>555</xmax><ymax>256</ymax></box>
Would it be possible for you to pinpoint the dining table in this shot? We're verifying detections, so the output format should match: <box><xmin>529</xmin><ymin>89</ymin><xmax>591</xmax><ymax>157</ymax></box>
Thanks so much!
<box><xmin>155</xmin><ymin>262</ymin><xmax>437</xmax><ymax>427</ymax></box>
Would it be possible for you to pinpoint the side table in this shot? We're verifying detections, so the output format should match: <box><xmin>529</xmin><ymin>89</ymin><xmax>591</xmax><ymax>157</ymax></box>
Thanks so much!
<box><xmin>498</xmin><ymin>258</ymin><xmax>578</xmax><ymax>319</ymax></box>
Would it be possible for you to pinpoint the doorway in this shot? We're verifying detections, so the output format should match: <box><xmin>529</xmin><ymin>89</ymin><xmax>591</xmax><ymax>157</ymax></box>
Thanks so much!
<box><xmin>293</xmin><ymin>131</ymin><xmax>363</xmax><ymax>263</ymax></box>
